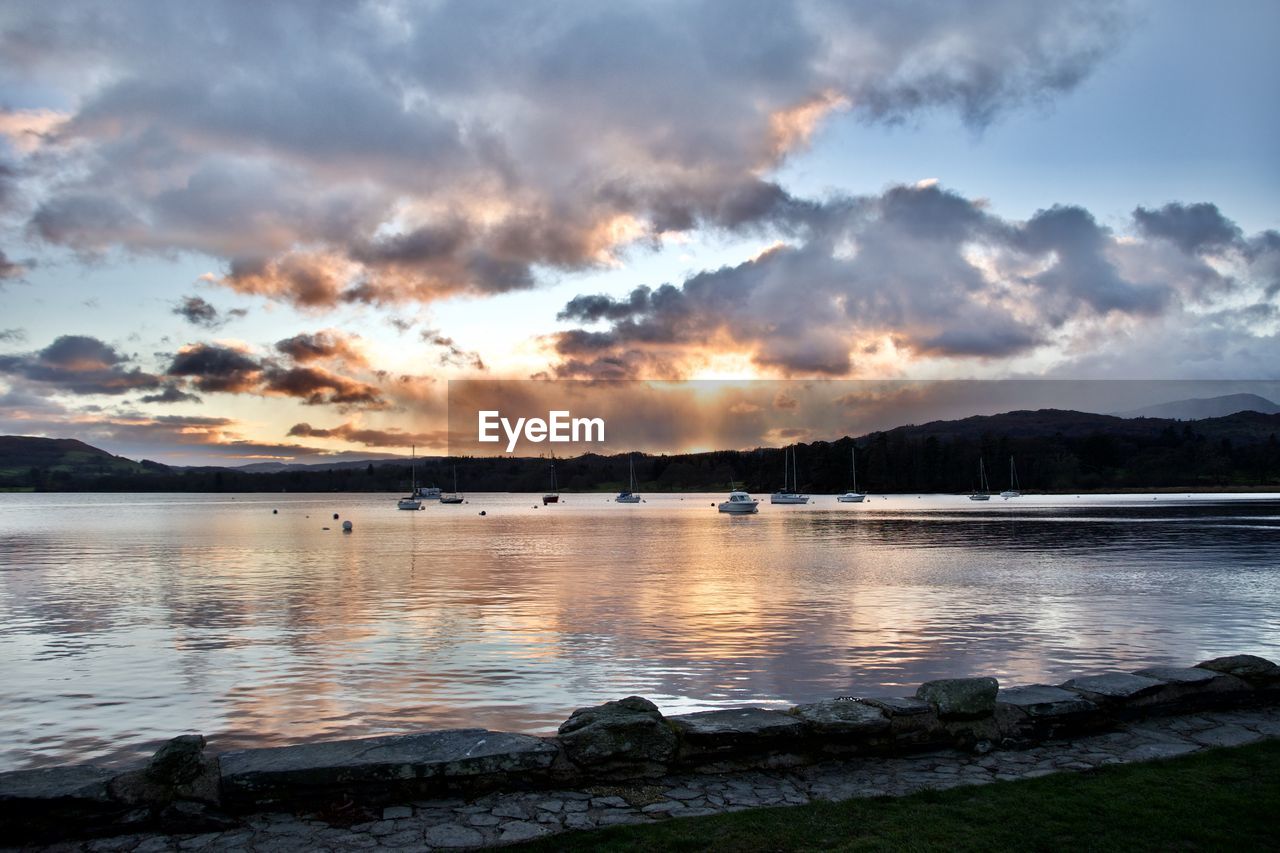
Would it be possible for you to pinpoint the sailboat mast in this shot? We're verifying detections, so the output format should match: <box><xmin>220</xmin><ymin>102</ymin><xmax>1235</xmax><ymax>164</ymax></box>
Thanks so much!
<box><xmin>852</xmin><ymin>447</ymin><xmax>857</xmax><ymax>493</ymax></box>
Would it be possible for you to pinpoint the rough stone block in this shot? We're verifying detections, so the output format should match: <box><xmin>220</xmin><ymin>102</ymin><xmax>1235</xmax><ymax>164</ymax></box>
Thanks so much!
<box><xmin>1061</xmin><ymin>672</ymin><xmax>1164</xmax><ymax>708</ymax></box>
<box><xmin>858</xmin><ymin>696</ymin><xmax>932</xmax><ymax>716</ymax></box>
<box><xmin>1130</xmin><ymin>667</ymin><xmax>1253</xmax><ymax>712</ymax></box>
<box><xmin>1196</xmin><ymin>654</ymin><xmax>1280</xmax><ymax>689</ymax></box>
<box><xmin>146</xmin><ymin>735</ymin><xmax>206</xmax><ymax>786</ymax></box>
<box><xmin>220</xmin><ymin>729</ymin><xmax>558</xmax><ymax>808</ymax></box>
<box><xmin>791</xmin><ymin>699</ymin><xmax>890</xmax><ymax>738</ymax></box>
<box><xmin>854</xmin><ymin>698</ymin><xmax>945</xmax><ymax>749</ymax></box>
<box><xmin>0</xmin><ymin>764</ymin><xmax>114</xmax><ymax>806</ymax></box>
<box><xmin>110</xmin><ymin>736</ymin><xmax>220</xmax><ymax>807</ymax></box>
<box><xmin>0</xmin><ymin>764</ymin><xmax>124</xmax><ymax>842</ymax></box>
<box><xmin>916</xmin><ymin>677</ymin><xmax>999</xmax><ymax>719</ymax></box>
<box><xmin>669</xmin><ymin>708</ymin><xmax>806</xmax><ymax>761</ymax></box>
<box><xmin>557</xmin><ymin>696</ymin><xmax>676</xmax><ymax>774</ymax></box>
<box><xmin>995</xmin><ymin>684</ymin><xmax>1102</xmax><ymax>740</ymax></box>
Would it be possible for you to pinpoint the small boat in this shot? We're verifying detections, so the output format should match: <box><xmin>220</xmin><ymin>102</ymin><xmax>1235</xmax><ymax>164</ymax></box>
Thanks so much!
<box><xmin>398</xmin><ymin>446</ymin><xmax>423</xmax><ymax>510</ymax></box>
<box><xmin>770</xmin><ymin>445</ymin><xmax>809</xmax><ymax>504</ymax></box>
<box><xmin>718</xmin><ymin>489</ymin><xmax>759</xmax><ymax>514</ymax></box>
<box><xmin>543</xmin><ymin>452</ymin><xmax>559</xmax><ymax>505</ymax></box>
<box><xmin>1000</xmin><ymin>456</ymin><xmax>1021</xmax><ymax>499</ymax></box>
<box><xmin>836</xmin><ymin>447</ymin><xmax>866</xmax><ymax>503</ymax></box>
<box><xmin>416</xmin><ymin>485</ymin><xmax>442</xmax><ymax>499</ymax></box>
<box><xmin>968</xmin><ymin>458</ymin><xmax>991</xmax><ymax>501</ymax></box>
<box><xmin>615</xmin><ymin>454</ymin><xmax>642</xmax><ymax>503</ymax></box>
<box><xmin>439</xmin><ymin>466</ymin><xmax>464</xmax><ymax>504</ymax></box>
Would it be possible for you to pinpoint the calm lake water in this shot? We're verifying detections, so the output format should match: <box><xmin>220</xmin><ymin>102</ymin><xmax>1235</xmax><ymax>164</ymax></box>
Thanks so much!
<box><xmin>1</xmin><ymin>491</ymin><xmax>1278</xmax><ymax>771</ymax></box>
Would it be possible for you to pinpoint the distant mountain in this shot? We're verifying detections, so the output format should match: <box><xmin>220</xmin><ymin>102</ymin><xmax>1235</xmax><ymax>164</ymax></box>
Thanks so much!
<box><xmin>225</xmin><ymin>456</ymin><xmax>421</xmax><ymax>473</ymax></box>
<box><xmin>872</xmin><ymin>407</ymin><xmax>1280</xmax><ymax>444</ymax></box>
<box><xmin>4</xmin><ymin>404</ymin><xmax>1279</xmax><ymax>492</ymax></box>
<box><xmin>0</xmin><ymin>435</ymin><xmax>167</xmax><ymax>482</ymax></box>
<box><xmin>1116</xmin><ymin>393</ymin><xmax>1280</xmax><ymax>420</ymax></box>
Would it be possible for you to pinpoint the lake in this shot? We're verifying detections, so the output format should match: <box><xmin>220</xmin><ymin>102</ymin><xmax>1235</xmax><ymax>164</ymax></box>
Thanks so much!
<box><xmin>1</xmin><ymin>491</ymin><xmax>1278</xmax><ymax>771</ymax></box>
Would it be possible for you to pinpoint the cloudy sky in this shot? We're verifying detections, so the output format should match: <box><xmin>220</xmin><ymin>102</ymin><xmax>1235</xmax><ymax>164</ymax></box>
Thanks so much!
<box><xmin>0</xmin><ymin>0</ymin><xmax>1277</xmax><ymax>464</ymax></box>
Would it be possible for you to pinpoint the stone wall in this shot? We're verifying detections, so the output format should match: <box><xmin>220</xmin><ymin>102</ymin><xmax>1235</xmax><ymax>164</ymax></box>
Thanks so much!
<box><xmin>3</xmin><ymin>653</ymin><xmax>1277</xmax><ymax>845</ymax></box>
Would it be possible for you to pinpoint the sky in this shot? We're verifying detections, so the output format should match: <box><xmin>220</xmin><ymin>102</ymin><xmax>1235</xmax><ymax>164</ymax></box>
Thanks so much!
<box><xmin>0</xmin><ymin>0</ymin><xmax>1277</xmax><ymax>464</ymax></box>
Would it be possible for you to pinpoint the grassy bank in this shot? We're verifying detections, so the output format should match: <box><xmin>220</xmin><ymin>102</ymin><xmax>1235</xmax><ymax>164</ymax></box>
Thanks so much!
<box><xmin>520</xmin><ymin>740</ymin><xmax>1280</xmax><ymax>852</ymax></box>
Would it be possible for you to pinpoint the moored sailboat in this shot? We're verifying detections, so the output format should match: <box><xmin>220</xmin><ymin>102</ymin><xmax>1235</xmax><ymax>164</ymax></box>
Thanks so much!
<box><xmin>397</xmin><ymin>446</ymin><xmax>423</xmax><ymax>510</ymax></box>
<box><xmin>615</xmin><ymin>453</ymin><xmax>641</xmax><ymax>503</ymax></box>
<box><xmin>770</xmin><ymin>445</ymin><xmax>809</xmax><ymax>504</ymax></box>
<box><xmin>968</xmin><ymin>458</ymin><xmax>991</xmax><ymax>501</ymax></box>
<box><xmin>1000</xmin><ymin>456</ymin><xmax>1021</xmax><ymax>499</ymax></box>
<box><xmin>440</xmin><ymin>465</ymin><xmax>464</xmax><ymax>504</ymax></box>
<box><xmin>837</xmin><ymin>446</ymin><xmax>866</xmax><ymax>503</ymax></box>
<box><xmin>542</xmin><ymin>452</ymin><xmax>560</xmax><ymax>504</ymax></box>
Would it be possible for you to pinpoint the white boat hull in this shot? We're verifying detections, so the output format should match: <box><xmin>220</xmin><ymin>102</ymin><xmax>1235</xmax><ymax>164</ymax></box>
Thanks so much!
<box><xmin>615</xmin><ymin>494</ymin><xmax>641</xmax><ymax>503</ymax></box>
<box><xmin>1000</xmin><ymin>490</ymin><xmax>1021</xmax><ymax>498</ymax></box>
<box><xmin>836</xmin><ymin>493</ymin><xmax>865</xmax><ymax>503</ymax></box>
<box><xmin>397</xmin><ymin>499</ymin><xmax>422</xmax><ymax>510</ymax></box>
<box><xmin>770</xmin><ymin>493</ymin><xmax>809</xmax><ymax>504</ymax></box>
<box><xmin>968</xmin><ymin>494</ymin><xmax>991</xmax><ymax>501</ymax></box>
<box><xmin>718</xmin><ymin>501</ymin><xmax>758</xmax><ymax>513</ymax></box>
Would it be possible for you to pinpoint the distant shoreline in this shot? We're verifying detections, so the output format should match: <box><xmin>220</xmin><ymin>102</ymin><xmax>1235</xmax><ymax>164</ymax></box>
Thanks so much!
<box><xmin>4</xmin><ymin>486</ymin><xmax>1279</xmax><ymax>496</ymax></box>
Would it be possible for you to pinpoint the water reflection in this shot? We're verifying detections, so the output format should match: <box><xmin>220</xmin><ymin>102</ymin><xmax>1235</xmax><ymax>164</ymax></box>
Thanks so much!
<box><xmin>1</xmin><ymin>492</ymin><xmax>1278</xmax><ymax>770</ymax></box>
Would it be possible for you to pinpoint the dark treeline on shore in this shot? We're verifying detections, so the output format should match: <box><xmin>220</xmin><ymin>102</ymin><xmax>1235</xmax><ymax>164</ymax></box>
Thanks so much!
<box><xmin>3</xmin><ymin>409</ymin><xmax>1279</xmax><ymax>493</ymax></box>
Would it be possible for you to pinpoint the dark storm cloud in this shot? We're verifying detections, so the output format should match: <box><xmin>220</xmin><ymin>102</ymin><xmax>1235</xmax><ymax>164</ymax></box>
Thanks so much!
<box><xmin>172</xmin><ymin>295</ymin><xmax>246</xmax><ymax>329</ymax></box>
<box><xmin>274</xmin><ymin>329</ymin><xmax>366</xmax><ymax>366</ymax></box>
<box><xmin>173</xmin><ymin>295</ymin><xmax>218</xmax><ymax>327</ymax></box>
<box><xmin>0</xmin><ymin>334</ymin><xmax>163</xmax><ymax>394</ymax></box>
<box><xmin>260</xmin><ymin>365</ymin><xmax>386</xmax><ymax>408</ymax></box>
<box><xmin>287</xmin><ymin>421</ymin><xmax>443</xmax><ymax>448</ymax></box>
<box><xmin>551</xmin><ymin>185</ymin><xmax>1273</xmax><ymax>378</ymax></box>
<box><xmin>164</xmin><ymin>340</ymin><xmax>386</xmax><ymax>407</ymax></box>
<box><xmin>1133</xmin><ymin>202</ymin><xmax>1244</xmax><ymax>255</ymax></box>
<box><xmin>3</xmin><ymin>0</ymin><xmax>1128</xmax><ymax>308</ymax></box>
<box><xmin>138</xmin><ymin>384</ymin><xmax>201</xmax><ymax>404</ymax></box>
<box><xmin>165</xmin><ymin>343</ymin><xmax>262</xmax><ymax>393</ymax></box>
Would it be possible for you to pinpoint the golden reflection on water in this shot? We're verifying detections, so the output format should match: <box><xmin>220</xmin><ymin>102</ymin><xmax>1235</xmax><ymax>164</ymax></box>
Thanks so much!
<box><xmin>1</xmin><ymin>492</ymin><xmax>1278</xmax><ymax>770</ymax></box>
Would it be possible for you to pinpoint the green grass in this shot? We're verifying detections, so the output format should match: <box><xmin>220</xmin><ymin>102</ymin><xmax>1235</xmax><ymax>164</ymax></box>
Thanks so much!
<box><xmin>519</xmin><ymin>740</ymin><xmax>1280</xmax><ymax>852</ymax></box>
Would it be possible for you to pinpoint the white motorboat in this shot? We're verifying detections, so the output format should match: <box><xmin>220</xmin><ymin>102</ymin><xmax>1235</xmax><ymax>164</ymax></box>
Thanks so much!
<box><xmin>416</xmin><ymin>485</ymin><xmax>442</xmax><ymax>499</ymax></box>
<box><xmin>616</xmin><ymin>454</ymin><xmax>642</xmax><ymax>503</ymax></box>
<box><xmin>719</xmin><ymin>490</ymin><xmax>759</xmax><ymax>513</ymax></box>
<box><xmin>836</xmin><ymin>446</ymin><xmax>866</xmax><ymax>503</ymax></box>
<box><xmin>398</xmin><ymin>445</ymin><xmax>423</xmax><ymax>510</ymax></box>
<box><xmin>1000</xmin><ymin>456</ymin><xmax>1021</xmax><ymax>498</ymax></box>
<box><xmin>968</xmin><ymin>457</ymin><xmax>991</xmax><ymax>501</ymax></box>
<box><xmin>770</xmin><ymin>445</ymin><xmax>809</xmax><ymax>504</ymax></box>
